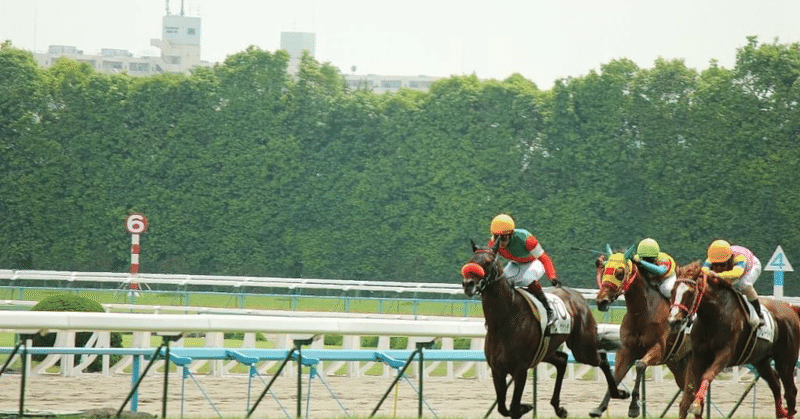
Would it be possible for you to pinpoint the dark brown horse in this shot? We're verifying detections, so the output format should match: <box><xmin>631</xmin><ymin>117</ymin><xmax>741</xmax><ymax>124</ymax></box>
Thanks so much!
<box><xmin>668</xmin><ymin>262</ymin><xmax>800</xmax><ymax>419</ymax></box>
<box><xmin>591</xmin><ymin>245</ymin><xmax>691</xmax><ymax>418</ymax></box>
<box><xmin>461</xmin><ymin>240</ymin><xmax>627</xmax><ymax>419</ymax></box>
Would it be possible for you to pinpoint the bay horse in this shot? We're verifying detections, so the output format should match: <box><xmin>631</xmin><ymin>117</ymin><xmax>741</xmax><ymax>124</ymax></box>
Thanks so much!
<box><xmin>668</xmin><ymin>262</ymin><xmax>800</xmax><ymax>419</ymax></box>
<box><xmin>591</xmin><ymin>245</ymin><xmax>691</xmax><ymax>418</ymax></box>
<box><xmin>461</xmin><ymin>240</ymin><xmax>628</xmax><ymax>419</ymax></box>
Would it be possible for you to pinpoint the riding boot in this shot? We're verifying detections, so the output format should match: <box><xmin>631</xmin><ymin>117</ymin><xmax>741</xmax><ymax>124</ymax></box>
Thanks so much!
<box><xmin>750</xmin><ymin>299</ymin><xmax>766</xmax><ymax>327</ymax></box>
<box><xmin>527</xmin><ymin>283</ymin><xmax>555</xmax><ymax>327</ymax></box>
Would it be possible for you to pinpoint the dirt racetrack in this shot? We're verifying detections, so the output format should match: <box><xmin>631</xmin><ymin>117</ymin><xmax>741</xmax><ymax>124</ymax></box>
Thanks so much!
<box><xmin>0</xmin><ymin>373</ymin><xmax>782</xmax><ymax>418</ymax></box>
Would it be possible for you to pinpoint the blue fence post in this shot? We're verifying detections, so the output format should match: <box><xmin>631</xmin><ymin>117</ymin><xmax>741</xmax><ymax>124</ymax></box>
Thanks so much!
<box><xmin>131</xmin><ymin>354</ymin><xmax>140</xmax><ymax>412</ymax></box>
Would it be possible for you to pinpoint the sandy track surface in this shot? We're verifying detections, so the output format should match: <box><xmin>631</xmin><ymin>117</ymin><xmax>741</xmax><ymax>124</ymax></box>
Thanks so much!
<box><xmin>0</xmin><ymin>373</ymin><xmax>782</xmax><ymax>418</ymax></box>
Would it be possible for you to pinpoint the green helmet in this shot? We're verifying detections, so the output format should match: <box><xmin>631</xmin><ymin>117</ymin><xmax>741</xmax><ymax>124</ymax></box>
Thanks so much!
<box><xmin>637</xmin><ymin>238</ymin><xmax>660</xmax><ymax>258</ymax></box>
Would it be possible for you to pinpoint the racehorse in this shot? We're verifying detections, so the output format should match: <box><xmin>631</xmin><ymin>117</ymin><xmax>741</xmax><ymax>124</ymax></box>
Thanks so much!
<box><xmin>668</xmin><ymin>262</ymin><xmax>800</xmax><ymax>419</ymax></box>
<box><xmin>461</xmin><ymin>240</ymin><xmax>628</xmax><ymax>419</ymax></box>
<box><xmin>591</xmin><ymin>245</ymin><xmax>691</xmax><ymax>418</ymax></box>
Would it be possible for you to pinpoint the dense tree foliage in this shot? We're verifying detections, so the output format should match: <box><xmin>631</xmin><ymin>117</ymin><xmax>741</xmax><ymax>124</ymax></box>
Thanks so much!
<box><xmin>2</xmin><ymin>38</ymin><xmax>799</xmax><ymax>295</ymax></box>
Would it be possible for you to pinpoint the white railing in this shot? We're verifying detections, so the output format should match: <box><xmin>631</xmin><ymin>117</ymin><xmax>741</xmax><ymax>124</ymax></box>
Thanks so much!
<box><xmin>0</xmin><ymin>311</ymin><xmax>626</xmax><ymax>382</ymax></box>
<box><xmin>0</xmin><ymin>269</ymin><xmax>602</xmax><ymax>299</ymax></box>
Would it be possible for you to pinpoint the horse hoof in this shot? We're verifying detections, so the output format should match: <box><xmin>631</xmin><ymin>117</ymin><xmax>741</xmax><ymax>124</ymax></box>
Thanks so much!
<box><xmin>628</xmin><ymin>404</ymin><xmax>640</xmax><ymax>418</ymax></box>
<box><xmin>689</xmin><ymin>400</ymin><xmax>703</xmax><ymax>416</ymax></box>
<box><xmin>615</xmin><ymin>389</ymin><xmax>630</xmax><ymax>399</ymax></box>
<box><xmin>556</xmin><ymin>407</ymin><xmax>568</xmax><ymax>418</ymax></box>
<box><xmin>589</xmin><ymin>408</ymin><xmax>605</xmax><ymax>418</ymax></box>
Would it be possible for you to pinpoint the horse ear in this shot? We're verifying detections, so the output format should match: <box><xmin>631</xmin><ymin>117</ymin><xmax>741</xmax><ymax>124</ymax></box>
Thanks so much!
<box><xmin>470</xmin><ymin>239</ymin><xmax>478</xmax><ymax>252</ymax></box>
<box><xmin>624</xmin><ymin>244</ymin><xmax>636</xmax><ymax>260</ymax></box>
<box><xmin>605</xmin><ymin>243</ymin><xmax>613</xmax><ymax>258</ymax></box>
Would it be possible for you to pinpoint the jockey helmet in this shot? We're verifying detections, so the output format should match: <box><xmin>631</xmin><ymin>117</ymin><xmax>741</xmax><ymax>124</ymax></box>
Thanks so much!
<box><xmin>708</xmin><ymin>239</ymin><xmax>732</xmax><ymax>263</ymax></box>
<box><xmin>637</xmin><ymin>238</ymin><xmax>660</xmax><ymax>258</ymax></box>
<box><xmin>490</xmin><ymin>214</ymin><xmax>515</xmax><ymax>235</ymax></box>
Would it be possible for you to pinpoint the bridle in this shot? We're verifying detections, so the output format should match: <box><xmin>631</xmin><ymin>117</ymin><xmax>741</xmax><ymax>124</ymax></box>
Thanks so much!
<box><xmin>462</xmin><ymin>248</ymin><xmax>502</xmax><ymax>295</ymax></box>
<box><xmin>598</xmin><ymin>260</ymin><xmax>639</xmax><ymax>300</ymax></box>
<box><xmin>671</xmin><ymin>273</ymin><xmax>708</xmax><ymax>321</ymax></box>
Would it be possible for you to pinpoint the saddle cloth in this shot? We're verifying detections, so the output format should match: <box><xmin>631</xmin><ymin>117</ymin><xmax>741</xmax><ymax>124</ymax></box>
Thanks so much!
<box><xmin>740</xmin><ymin>296</ymin><xmax>776</xmax><ymax>343</ymax></box>
<box><xmin>520</xmin><ymin>288</ymin><xmax>573</xmax><ymax>335</ymax></box>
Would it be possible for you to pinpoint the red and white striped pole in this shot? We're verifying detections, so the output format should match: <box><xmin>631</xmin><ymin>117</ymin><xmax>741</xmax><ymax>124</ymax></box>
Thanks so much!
<box><xmin>125</xmin><ymin>213</ymin><xmax>148</xmax><ymax>294</ymax></box>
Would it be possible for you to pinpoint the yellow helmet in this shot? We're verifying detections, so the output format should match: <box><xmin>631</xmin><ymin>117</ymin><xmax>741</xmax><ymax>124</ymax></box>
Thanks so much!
<box><xmin>637</xmin><ymin>238</ymin><xmax>660</xmax><ymax>258</ymax></box>
<box><xmin>490</xmin><ymin>214</ymin><xmax>515</xmax><ymax>235</ymax></box>
<box><xmin>708</xmin><ymin>239</ymin><xmax>732</xmax><ymax>263</ymax></box>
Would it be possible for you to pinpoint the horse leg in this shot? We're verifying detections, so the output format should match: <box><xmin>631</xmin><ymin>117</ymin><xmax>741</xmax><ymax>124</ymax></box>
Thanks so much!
<box><xmin>508</xmin><ymin>368</ymin><xmax>532</xmax><ymax>419</ymax></box>
<box><xmin>545</xmin><ymin>350</ymin><xmax>569</xmax><ymax>418</ymax></box>
<box><xmin>679</xmin><ymin>352</ymin><xmax>709</xmax><ymax>419</ymax></box>
<box><xmin>754</xmin><ymin>359</ymin><xmax>789</xmax><ymax>418</ymax></box>
<box><xmin>777</xmin><ymin>359</ymin><xmax>798</xmax><ymax>419</ymax></box>
<box><xmin>687</xmin><ymin>348</ymin><xmax>733</xmax><ymax>417</ymax></box>
<box><xmin>628</xmin><ymin>346</ymin><xmax>664</xmax><ymax>417</ymax></box>
<box><xmin>597</xmin><ymin>350</ymin><xmax>630</xmax><ymax>400</ymax></box>
<box><xmin>627</xmin><ymin>361</ymin><xmax>646</xmax><ymax>418</ymax></box>
<box><xmin>590</xmin><ymin>348</ymin><xmax>635</xmax><ymax>418</ymax></box>
<box><xmin>491</xmin><ymin>370</ymin><xmax>512</xmax><ymax>417</ymax></box>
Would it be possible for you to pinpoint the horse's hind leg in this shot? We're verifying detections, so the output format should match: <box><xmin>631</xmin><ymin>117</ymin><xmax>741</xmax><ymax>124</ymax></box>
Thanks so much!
<box><xmin>597</xmin><ymin>350</ymin><xmax>630</xmax><ymax>400</ymax></box>
<box><xmin>590</xmin><ymin>348</ymin><xmax>635</xmax><ymax>418</ymax></box>
<box><xmin>545</xmin><ymin>350</ymin><xmax>569</xmax><ymax>418</ymax></box>
<box><xmin>778</xmin><ymin>362</ymin><xmax>798</xmax><ymax>419</ymax></box>
<box><xmin>765</xmin><ymin>356</ymin><xmax>798</xmax><ymax>419</ymax></box>
<box><xmin>753</xmin><ymin>360</ymin><xmax>787</xmax><ymax>418</ymax></box>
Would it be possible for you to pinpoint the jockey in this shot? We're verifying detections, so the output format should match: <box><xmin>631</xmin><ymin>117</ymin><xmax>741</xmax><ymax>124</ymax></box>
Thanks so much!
<box><xmin>631</xmin><ymin>238</ymin><xmax>677</xmax><ymax>299</ymax></box>
<box><xmin>701</xmin><ymin>239</ymin><xmax>764</xmax><ymax>326</ymax></box>
<box><xmin>488</xmin><ymin>213</ymin><xmax>560</xmax><ymax>326</ymax></box>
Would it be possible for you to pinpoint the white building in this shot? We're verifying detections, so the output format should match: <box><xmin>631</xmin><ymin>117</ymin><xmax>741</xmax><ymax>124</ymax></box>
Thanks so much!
<box><xmin>30</xmin><ymin>12</ymin><xmax>441</xmax><ymax>92</ymax></box>
<box><xmin>32</xmin><ymin>10</ymin><xmax>209</xmax><ymax>76</ymax></box>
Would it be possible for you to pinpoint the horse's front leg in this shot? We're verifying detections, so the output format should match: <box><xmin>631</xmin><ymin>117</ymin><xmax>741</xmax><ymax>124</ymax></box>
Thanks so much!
<box><xmin>545</xmin><ymin>351</ymin><xmax>569</xmax><ymax>418</ymax></box>
<box><xmin>507</xmin><ymin>367</ymin><xmax>532</xmax><ymax>419</ymax></box>
<box><xmin>590</xmin><ymin>347</ymin><xmax>635</xmax><ymax>417</ymax></box>
<box><xmin>688</xmin><ymin>348</ymin><xmax>733</xmax><ymax>417</ymax></box>
<box><xmin>491</xmin><ymin>369</ymin><xmax>512</xmax><ymax>417</ymax></box>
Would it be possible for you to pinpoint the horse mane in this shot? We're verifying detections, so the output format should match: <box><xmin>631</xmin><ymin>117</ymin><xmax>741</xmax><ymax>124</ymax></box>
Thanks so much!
<box><xmin>676</xmin><ymin>260</ymin><xmax>704</xmax><ymax>279</ymax></box>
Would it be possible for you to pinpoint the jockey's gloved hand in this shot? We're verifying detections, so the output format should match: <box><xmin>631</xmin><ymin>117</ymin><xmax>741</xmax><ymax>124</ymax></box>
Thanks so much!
<box><xmin>632</xmin><ymin>254</ymin><xmax>641</xmax><ymax>263</ymax></box>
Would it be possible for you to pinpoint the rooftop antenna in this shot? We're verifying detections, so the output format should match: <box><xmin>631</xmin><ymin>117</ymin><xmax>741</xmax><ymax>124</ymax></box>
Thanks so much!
<box><xmin>165</xmin><ymin>0</ymin><xmax>170</xmax><ymax>15</ymax></box>
<box><xmin>180</xmin><ymin>0</ymin><xmax>185</xmax><ymax>16</ymax></box>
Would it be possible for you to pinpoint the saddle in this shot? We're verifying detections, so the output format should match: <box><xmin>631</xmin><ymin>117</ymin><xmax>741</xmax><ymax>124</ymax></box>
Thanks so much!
<box><xmin>517</xmin><ymin>288</ymin><xmax>573</xmax><ymax>366</ymax></box>
<box><xmin>732</xmin><ymin>293</ymin><xmax>776</xmax><ymax>365</ymax></box>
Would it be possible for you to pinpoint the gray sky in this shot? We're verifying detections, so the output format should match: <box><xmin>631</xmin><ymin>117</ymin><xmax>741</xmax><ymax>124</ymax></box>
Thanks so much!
<box><xmin>2</xmin><ymin>0</ymin><xmax>799</xmax><ymax>88</ymax></box>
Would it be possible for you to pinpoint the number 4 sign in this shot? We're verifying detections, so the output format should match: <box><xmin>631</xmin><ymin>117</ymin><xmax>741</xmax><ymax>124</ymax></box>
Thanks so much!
<box><xmin>765</xmin><ymin>245</ymin><xmax>793</xmax><ymax>297</ymax></box>
<box><xmin>765</xmin><ymin>246</ymin><xmax>794</xmax><ymax>272</ymax></box>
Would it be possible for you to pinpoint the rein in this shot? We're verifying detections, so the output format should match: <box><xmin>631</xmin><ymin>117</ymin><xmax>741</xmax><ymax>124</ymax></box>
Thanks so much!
<box><xmin>671</xmin><ymin>273</ymin><xmax>708</xmax><ymax>319</ymax></box>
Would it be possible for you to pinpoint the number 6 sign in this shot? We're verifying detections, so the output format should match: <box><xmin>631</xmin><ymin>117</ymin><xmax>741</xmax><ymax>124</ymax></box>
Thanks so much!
<box><xmin>126</xmin><ymin>213</ymin><xmax>148</xmax><ymax>234</ymax></box>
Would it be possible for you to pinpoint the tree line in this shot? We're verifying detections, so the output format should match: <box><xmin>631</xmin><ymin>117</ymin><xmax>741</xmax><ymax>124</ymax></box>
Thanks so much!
<box><xmin>1</xmin><ymin>37</ymin><xmax>799</xmax><ymax>294</ymax></box>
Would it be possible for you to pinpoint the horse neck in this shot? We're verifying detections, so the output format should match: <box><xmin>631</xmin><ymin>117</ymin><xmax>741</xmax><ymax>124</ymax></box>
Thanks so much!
<box><xmin>623</xmin><ymin>273</ymin><xmax>665</xmax><ymax>316</ymax></box>
<box><xmin>481</xmin><ymin>277</ymin><xmax>518</xmax><ymax>327</ymax></box>
<box><xmin>694</xmin><ymin>282</ymin><xmax>732</xmax><ymax>326</ymax></box>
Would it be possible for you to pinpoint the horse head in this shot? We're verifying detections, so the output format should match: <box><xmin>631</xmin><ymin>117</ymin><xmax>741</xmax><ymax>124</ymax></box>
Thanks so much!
<box><xmin>595</xmin><ymin>243</ymin><xmax>637</xmax><ymax>312</ymax></box>
<box><xmin>668</xmin><ymin>261</ymin><xmax>705</xmax><ymax>332</ymax></box>
<box><xmin>461</xmin><ymin>239</ymin><xmax>503</xmax><ymax>297</ymax></box>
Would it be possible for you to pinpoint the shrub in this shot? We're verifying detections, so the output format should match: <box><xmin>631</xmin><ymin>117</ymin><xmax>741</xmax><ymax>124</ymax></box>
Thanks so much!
<box><xmin>20</xmin><ymin>294</ymin><xmax>123</xmax><ymax>372</ymax></box>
